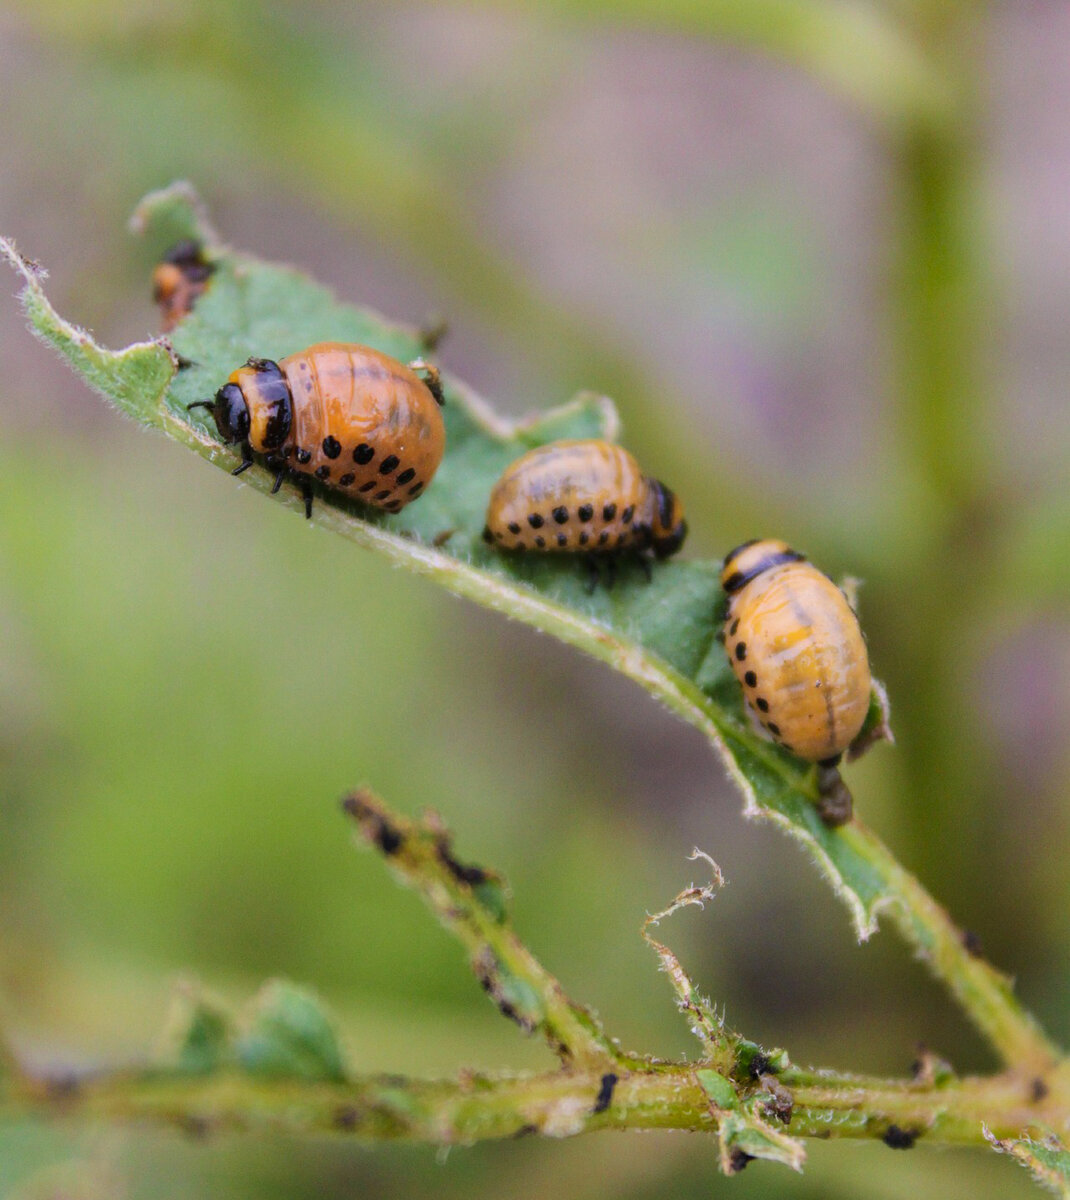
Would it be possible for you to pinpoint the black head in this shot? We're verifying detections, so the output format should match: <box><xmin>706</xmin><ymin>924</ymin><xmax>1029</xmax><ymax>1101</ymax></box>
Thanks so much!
<box><xmin>163</xmin><ymin>239</ymin><xmax>214</xmax><ymax>280</ymax></box>
<box><xmin>648</xmin><ymin>480</ymin><xmax>688</xmax><ymax>560</ymax></box>
<box><xmin>189</xmin><ymin>383</ymin><xmax>249</xmax><ymax>444</ymax></box>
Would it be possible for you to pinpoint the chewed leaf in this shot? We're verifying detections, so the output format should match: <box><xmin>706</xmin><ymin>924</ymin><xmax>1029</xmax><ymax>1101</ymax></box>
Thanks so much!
<box><xmin>2</xmin><ymin>183</ymin><xmax>895</xmax><ymax>941</ymax></box>
<box><xmin>985</xmin><ymin>1128</ymin><xmax>1070</xmax><ymax>1198</ymax></box>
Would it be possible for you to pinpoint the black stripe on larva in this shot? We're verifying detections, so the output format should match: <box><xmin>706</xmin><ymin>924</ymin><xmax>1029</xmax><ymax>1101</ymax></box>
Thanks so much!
<box><xmin>339</xmin><ymin>473</ymin><xmax>355</xmax><ymax>486</ymax></box>
<box><xmin>359</xmin><ymin>481</ymin><xmax>376</xmax><ymax>493</ymax></box>
<box><xmin>556</xmin><ymin>533</ymin><xmax>567</xmax><ymax>547</ymax></box>
<box><xmin>723</xmin><ymin>548</ymin><xmax>805</xmax><ymax>594</ymax></box>
<box><xmin>598</xmin><ymin>531</ymin><xmax>609</xmax><ymax>546</ymax></box>
<box><xmin>535</xmin><ymin>535</ymin><xmax>546</xmax><ymax>548</ymax></box>
<box><xmin>508</xmin><ymin>522</ymin><xmax>521</xmax><ymax>534</ymax></box>
<box><xmin>768</xmin><ymin>721</ymin><xmax>781</xmax><ymax>736</ymax></box>
<box><xmin>408</xmin><ymin>481</ymin><xmax>423</xmax><ymax>495</ymax></box>
<box><xmin>295</xmin><ymin>448</ymin><xmax>312</xmax><ymax>465</ymax></box>
<box><xmin>756</xmin><ymin>697</ymin><xmax>769</xmax><ymax>712</ymax></box>
<box><xmin>578</xmin><ymin>504</ymin><xmax>593</xmax><ymax>521</ymax></box>
<box><xmin>744</xmin><ymin>671</ymin><xmax>757</xmax><ymax>688</ymax></box>
<box><xmin>386</xmin><ymin>499</ymin><xmax>401</xmax><ymax>511</ymax></box>
<box><xmin>553</xmin><ymin>506</ymin><xmax>568</xmax><ymax>524</ymax></box>
<box><xmin>593</xmin><ymin>1073</ymin><xmax>618</xmax><ymax>1115</ymax></box>
<box><xmin>735</xmin><ymin>642</ymin><xmax>747</xmax><ymax>661</ymax></box>
<box><xmin>730</xmin><ymin>618</ymin><xmax>739</xmax><ymax>636</ymax></box>
<box><xmin>528</xmin><ymin>513</ymin><xmax>544</xmax><ymax>529</ymax></box>
<box><xmin>322</xmin><ymin>436</ymin><xmax>341</xmax><ymax>459</ymax></box>
<box><xmin>724</xmin><ymin>538</ymin><xmax>760</xmax><ymax>562</ymax></box>
<box><xmin>621</xmin><ymin>505</ymin><xmax>634</xmax><ymax>524</ymax></box>
<box><xmin>379</xmin><ymin>455</ymin><xmax>399</xmax><ymax>475</ymax></box>
<box><xmin>652</xmin><ymin>482</ymin><xmax>675</xmax><ymax>529</ymax></box>
<box><xmin>396</xmin><ymin>467</ymin><xmax>416</xmax><ymax>485</ymax></box>
<box><xmin>353</xmin><ymin>443</ymin><xmax>374</xmax><ymax>464</ymax></box>
<box><xmin>315</xmin><ymin>465</ymin><xmax>330</xmax><ymax>480</ymax></box>
<box><xmin>579</xmin><ymin>532</ymin><xmax>589</xmax><ymax>546</ymax></box>
<box><xmin>482</xmin><ymin>526</ymin><xmax>493</xmax><ymax>544</ymax></box>
<box><xmin>374</xmin><ymin>489</ymin><xmax>391</xmax><ymax>501</ymax></box>
<box><xmin>602</xmin><ymin>503</ymin><xmax>617</xmax><ymax>521</ymax></box>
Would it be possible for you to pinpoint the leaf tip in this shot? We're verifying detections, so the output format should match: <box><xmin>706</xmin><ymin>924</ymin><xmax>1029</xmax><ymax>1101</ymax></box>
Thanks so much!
<box><xmin>129</xmin><ymin>181</ymin><xmax>222</xmax><ymax>253</ymax></box>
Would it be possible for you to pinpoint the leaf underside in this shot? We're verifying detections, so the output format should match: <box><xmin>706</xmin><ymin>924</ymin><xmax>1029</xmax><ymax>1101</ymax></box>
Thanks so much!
<box><xmin>1</xmin><ymin>182</ymin><xmax>893</xmax><ymax>940</ymax></box>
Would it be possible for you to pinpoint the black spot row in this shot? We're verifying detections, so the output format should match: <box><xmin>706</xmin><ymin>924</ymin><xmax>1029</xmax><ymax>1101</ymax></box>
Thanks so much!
<box><xmin>504</xmin><ymin>527</ymin><xmax>630</xmax><ymax>551</ymax></box>
<box><xmin>524</xmin><ymin>500</ymin><xmax>638</xmax><ymax>531</ymax></box>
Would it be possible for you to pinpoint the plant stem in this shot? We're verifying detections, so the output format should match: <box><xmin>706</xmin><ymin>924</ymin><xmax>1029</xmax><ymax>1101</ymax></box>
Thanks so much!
<box><xmin>841</xmin><ymin>820</ymin><xmax>1063</xmax><ymax>1078</ymax></box>
<box><xmin>2</xmin><ymin>1061</ymin><xmax>1063</xmax><ymax>1149</ymax></box>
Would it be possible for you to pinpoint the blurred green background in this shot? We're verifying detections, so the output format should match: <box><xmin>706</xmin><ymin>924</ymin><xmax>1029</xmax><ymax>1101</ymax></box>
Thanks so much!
<box><xmin>1</xmin><ymin>2</ymin><xmax>1067</xmax><ymax>1197</ymax></box>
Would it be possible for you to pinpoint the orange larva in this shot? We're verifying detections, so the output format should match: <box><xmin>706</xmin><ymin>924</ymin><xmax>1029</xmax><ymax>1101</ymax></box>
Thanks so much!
<box><xmin>721</xmin><ymin>538</ymin><xmax>871</xmax><ymax>765</ymax></box>
<box><xmin>152</xmin><ymin>240</ymin><xmax>214</xmax><ymax>332</ymax></box>
<box><xmin>483</xmin><ymin>439</ymin><xmax>686</xmax><ymax>560</ymax></box>
<box><xmin>190</xmin><ymin>342</ymin><xmax>445</xmax><ymax>518</ymax></box>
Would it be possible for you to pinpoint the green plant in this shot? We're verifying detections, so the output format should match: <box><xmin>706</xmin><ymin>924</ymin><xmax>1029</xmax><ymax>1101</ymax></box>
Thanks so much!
<box><xmin>0</xmin><ymin>184</ymin><xmax>1066</xmax><ymax>1193</ymax></box>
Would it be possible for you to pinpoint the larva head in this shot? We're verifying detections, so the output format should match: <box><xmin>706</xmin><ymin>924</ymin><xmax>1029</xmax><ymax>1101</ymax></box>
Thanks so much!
<box><xmin>192</xmin><ymin>358</ymin><xmax>293</xmax><ymax>452</ymax></box>
<box><xmin>191</xmin><ymin>381</ymin><xmax>249</xmax><ymax>445</ymax></box>
<box><xmin>721</xmin><ymin>538</ymin><xmax>805</xmax><ymax>595</ymax></box>
<box><xmin>152</xmin><ymin>241</ymin><xmax>214</xmax><ymax>332</ymax></box>
<box><xmin>647</xmin><ymin>480</ymin><xmax>688</xmax><ymax>560</ymax></box>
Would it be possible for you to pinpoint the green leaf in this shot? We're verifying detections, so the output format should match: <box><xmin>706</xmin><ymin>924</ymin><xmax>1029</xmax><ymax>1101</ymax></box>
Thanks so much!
<box><xmin>166</xmin><ymin>989</ymin><xmax>234</xmax><ymax>1076</ymax></box>
<box><xmin>695</xmin><ymin>1069</ymin><xmax>739</xmax><ymax>1111</ymax></box>
<box><xmin>696</xmin><ymin>1069</ymin><xmax>806</xmax><ymax>1174</ymax></box>
<box><xmin>1</xmin><ymin>183</ymin><xmax>894</xmax><ymax>941</ymax></box>
<box><xmin>986</xmin><ymin>1128</ymin><xmax>1070</xmax><ymax>1198</ymax></box>
<box><xmin>235</xmin><ymin>981</ymin><xmax>348</xmax><ymax>1083</ymax></box>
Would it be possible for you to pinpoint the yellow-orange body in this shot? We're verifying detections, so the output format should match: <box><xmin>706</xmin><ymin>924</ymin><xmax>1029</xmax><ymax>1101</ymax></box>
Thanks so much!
<box><xmin>152</xmin><ymin>241</ymin><xmax>213</xmax><ymax>332</ymax></box>
<box><xmin>483</xmin><ymin>440</ymin><xmax>686</xmax><ymax>557</ymax></box>
<box><xmin>228</xmin><ymin>342</ymin><xmax>445</xmax><ymax>512</ymax></box>
<box><xmin>721</xmin><ymin>539</ymin><xmax>870</xmax><ymax>762</ymax></box>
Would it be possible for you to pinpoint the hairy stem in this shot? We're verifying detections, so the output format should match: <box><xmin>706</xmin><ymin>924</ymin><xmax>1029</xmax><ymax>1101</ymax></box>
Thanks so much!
<box><xmin>841</xmin><ymin>820</ymin><xmax>1063</xmax><ymax>1077</ymax></box>
<box><xmin>1</xmin><ymin>1061</ymin><xmax>1063</xmax><ymax>1148</ymax></box>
